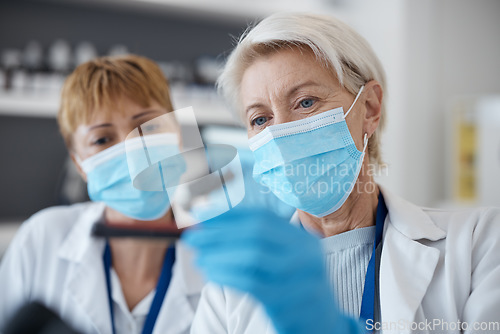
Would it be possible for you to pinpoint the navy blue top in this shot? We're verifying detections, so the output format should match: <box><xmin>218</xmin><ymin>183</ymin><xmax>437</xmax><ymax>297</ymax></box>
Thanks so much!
<box><xmin>360</xmin><ymin>192</ymin><xmax>388</xmax><ymax>330</ymax></box>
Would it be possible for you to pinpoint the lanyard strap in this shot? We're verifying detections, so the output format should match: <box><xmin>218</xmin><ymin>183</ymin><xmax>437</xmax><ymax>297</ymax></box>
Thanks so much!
<box><xmin>359</xmin><ymin>192</ymin><xmax>387</xmax><ymax>329</ymax></box>
<box><xmin>103</xmin><ymin>242</ymin><xmax>176</xmax><ymax>334</ymax></box>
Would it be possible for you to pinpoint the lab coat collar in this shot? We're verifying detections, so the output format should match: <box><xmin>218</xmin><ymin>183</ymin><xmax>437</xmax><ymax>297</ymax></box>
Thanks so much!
<box><xmin>379</xmin><ymin>185</ymin><xmax>446</xmax><ymax>241</ymax></box>
<box><xmin>57</xmin><ymin>201</ymin><xmax>206</xmax><ymax>297</ymax></box>
<box><xmin>58</xmin><ymin>201</ymin><xmax>106</xmax><ymax>262</ymax></box>
<box><xmin>60</xmin><ymin>202</ymin><xmax>111</xmax><ymax>334</ymax></box>
<box><xmin>290</xmin><ymin>185</ymin><xmax>446</xmax><ymax>241</ymax></box>
<box><xmin>291</xmin><ymin>185</ymin><xmax>447</xmax><ymax>330</ymax></box>
<box><xmin>58</xmin><ymin>202</ymin><xmax>205</xmax><ymax>334</ymax></box>
<box><xmin>378</xmin><ymin>186</ymin><xmax>445</xmax><ymax>331</ymax></box>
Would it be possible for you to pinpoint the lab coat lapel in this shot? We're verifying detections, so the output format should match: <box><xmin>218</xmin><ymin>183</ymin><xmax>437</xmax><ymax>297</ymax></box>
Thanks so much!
<box><xmin>57</xmin><ymin>203</ymin><xmax>204</xmax><ymax>334</ymax></box>
<box><xmin>378</xmin><ymin>187</ymin><xmax>446</xmax><ymax>332</ymax></box>
<box><xmin>153</xmin><ymin>241</ymin><xmax>205</xmax><ymax>334</ymax></box>
<box><xmin>58</xmin><ymin>202</ymin><xmax>112</xmax><ymax>334</ymax></box>
<box><xmin>379</xmin><ymin>221</ymin><xmax>441</xmax><ymax>331</ymax></box>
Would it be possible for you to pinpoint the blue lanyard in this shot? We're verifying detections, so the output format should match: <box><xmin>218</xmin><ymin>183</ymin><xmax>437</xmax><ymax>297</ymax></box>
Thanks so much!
<box><xmin>103</xmin><ymin>242</ymin><xmax>176</xmax><ymax>334</ymax></box>
<box><xmin>359</xmin><ymin>192</ymin><xmax>387</xmax><ymax>330</ymax></box>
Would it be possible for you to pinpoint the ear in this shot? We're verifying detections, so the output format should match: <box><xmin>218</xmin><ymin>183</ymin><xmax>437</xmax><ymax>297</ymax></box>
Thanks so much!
<box><xmin>70</xmin><ymin>153</ymin><xmax>88</xmax><ymax>183</ymax></box>
<box><xmin>362</xmin><ymin>80</ymin><xmax>383</xmax><ymax>138</ymax></box>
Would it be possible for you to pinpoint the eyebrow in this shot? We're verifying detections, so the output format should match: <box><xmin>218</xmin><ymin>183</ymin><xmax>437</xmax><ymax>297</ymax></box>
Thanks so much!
<box><xmin>132</xmin><ymin>109</ymin><xmax>162</xmax><ymax>120</ymax></box>
<box><xmin>245</xmin><ymin>103</ymin><xmax>267</xmax><ymax>115</ymax></box>
<box><xmin>244</xmin><ymin>81</ymin><xmax>322</xmax><ymax>115</ymax></box>
<box><xmin>86</xmin><ymin>110</ymin><xmax>162</xmax><ymax>132</ymax></box>
<box><xmin>88</xmin><ymin>123</ymin><xmax>113</xmax><ymax>131</ymax></box>
<box><xmin>286</xmin><ymin>80</ymin><xmax>322</xmax><ymax>98</ymax></box>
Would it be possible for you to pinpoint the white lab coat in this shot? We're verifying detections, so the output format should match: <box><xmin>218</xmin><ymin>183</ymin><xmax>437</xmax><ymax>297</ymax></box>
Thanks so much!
<box><xmin>0</xmin><ymin>201</ymin><xmax>205</xmax><ymax>334</ymax></box>
<box><xmin>190</xmin><ymin>186</ymin><xmax>500</xmax><ymax>334</ymax></box>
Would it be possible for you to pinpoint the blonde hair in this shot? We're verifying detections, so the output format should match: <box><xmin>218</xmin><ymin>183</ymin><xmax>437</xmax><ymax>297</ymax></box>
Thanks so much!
<box><xmin>218</xmin><ymin>12</ymin><xmax>387</xmax><ymax>166</ymax></box>
<box><xmin>58</xmin><ymin>54</ymin><xmax>174</xmax><ymax>148</ymax></box>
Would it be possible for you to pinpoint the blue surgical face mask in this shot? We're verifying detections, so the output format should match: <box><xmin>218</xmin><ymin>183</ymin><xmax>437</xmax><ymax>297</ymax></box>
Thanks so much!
<box><xmin>249</xmin><ymin>86</ymin><xmax>367</xmax><ymax>217</ymax></box>
<box><xmin>79</xmin><ymin>134</ymin><xmax>185</xmax><ymax>221</ymax></box>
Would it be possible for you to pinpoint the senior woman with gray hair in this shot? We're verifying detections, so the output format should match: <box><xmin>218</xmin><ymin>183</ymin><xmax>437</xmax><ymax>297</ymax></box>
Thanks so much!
<box><xmin>183</xmin><ymin>12</ymin><xmax>500</xmax><ymax>334</ymax></box>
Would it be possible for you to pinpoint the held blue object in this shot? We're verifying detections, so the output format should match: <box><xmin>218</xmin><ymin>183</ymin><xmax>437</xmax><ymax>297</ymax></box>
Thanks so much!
<box><xmin>81</xmin><ymin>135</ymin><xmax>185</xmax><ymax>221</ymax></box>
<box><xmin>249</xmin><ymin>86</ymin><xmax>367</xmax><ymax>217</ymax></box>
<box><xmin>182</xmin><ymin>207</ymin><xmax>364</xmax><ymax>334</ymax></box>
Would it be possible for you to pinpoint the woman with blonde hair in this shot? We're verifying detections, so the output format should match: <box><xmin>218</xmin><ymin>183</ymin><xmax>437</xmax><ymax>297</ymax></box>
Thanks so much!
<box><xmin>0</xmin><ymin>55</ymin><xmax>204</xmax><ymax>334</ymax></box>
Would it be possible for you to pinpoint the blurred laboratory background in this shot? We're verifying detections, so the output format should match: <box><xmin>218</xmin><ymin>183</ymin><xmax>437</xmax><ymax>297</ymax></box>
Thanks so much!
<box><xmin>1</xmin><ymin>0</ymin><xmax>499</xmax><ymax>255</ymax></box>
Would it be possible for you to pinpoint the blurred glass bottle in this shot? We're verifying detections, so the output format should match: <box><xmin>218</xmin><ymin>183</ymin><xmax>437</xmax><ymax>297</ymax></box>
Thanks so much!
<box><xmin>74</xmin><ymin>41</ymin><xmax>98</xmax><ymax>66</ymax></box>
<box><xmin>108</xmin><ymin>44</ymin><xmax>129</xmax><ymax>57</ymax></box>
<box><xmin>1</xmin><ymin>49</ymin><xmax>22</xmax><ymax>91</ymax></box>
<box><xmin>45</xmin><ymin>39</ymin><xmax>73</xmax><ymax>93</ymax></box>
<box><xmin>22</xmin><ymin>41</ymin><xmax>44</xmax><ymax>93</ymax></box>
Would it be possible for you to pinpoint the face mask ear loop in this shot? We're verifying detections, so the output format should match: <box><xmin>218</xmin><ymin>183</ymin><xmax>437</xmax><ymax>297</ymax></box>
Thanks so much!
<box><xmin>362</xmin><ymin>133</ymin><xmax>369</xmax><ymax>153</ymax></box>
<box><xmin>73</xmin><ymin>154</ymin><xmax>83</xmax><ymax>166</ymax></box>
<box><xmin>344</xmin><ymin>85</ymin><xmax>365</xmax><ymax>119</ymax></box>
<box><xmin>73</xmin><ymin>154</ymin><xmax>88</xmax><ymax>175</ymax></box>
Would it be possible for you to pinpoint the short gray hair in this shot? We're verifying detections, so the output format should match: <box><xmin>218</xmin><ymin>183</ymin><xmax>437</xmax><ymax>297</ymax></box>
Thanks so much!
<box><xmin>218</xmin><ymin>12</ymin><xmax>387</xmax><ymax>166</ymax></box>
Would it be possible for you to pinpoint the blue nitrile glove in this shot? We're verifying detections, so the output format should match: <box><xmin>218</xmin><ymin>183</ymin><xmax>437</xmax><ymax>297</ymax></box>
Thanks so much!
<box><xmin>182</xmin><ymin>207</ymin><xmax>363</xmax><ymax>334</ymax></box>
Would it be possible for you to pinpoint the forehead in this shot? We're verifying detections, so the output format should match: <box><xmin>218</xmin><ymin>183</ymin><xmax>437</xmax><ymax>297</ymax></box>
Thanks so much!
<box><xmin>240</xmin><ymin>47</ymin><xmax>339</xmax><ymax>102</ymax></box>
<box><xmin>84</xmin><ymin>96</ymin><xmax>158</xmax><ymax>124</ymax></box>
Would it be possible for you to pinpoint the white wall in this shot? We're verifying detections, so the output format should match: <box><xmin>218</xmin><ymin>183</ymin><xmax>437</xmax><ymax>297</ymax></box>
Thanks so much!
<box><xmin>400</xmin><ymin>0</ymin><xmax>444</xmax><ymax>206</ymax></box>
<box><xmin>338</xmin><ymin>0</ymin><xmax>409</xmax><ymax>202</ymax></box>
<box><xmin>405</xmin><ymin>0</ymin><xmax>500</xmax><ymax>206</ymax></box>
<box><xmin>321</xmin><ymin>0</ymin><xmax>414</xmax><ymax>203</ymax></box>
<box><xmin>329</xmin><ymin>0</ymin><xmax>500</xmax><ymax>206</ymax></box>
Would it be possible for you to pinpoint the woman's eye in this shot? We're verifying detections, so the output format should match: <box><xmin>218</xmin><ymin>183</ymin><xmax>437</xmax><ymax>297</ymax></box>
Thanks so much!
<box><xmin>252</xmin><ymin>116</ymin><xmax>268</xmax><ymax>126</ymax></box>
<box><xmin>299</xmin><ymin>99</ymin><xmax>315</xmax><ymax>108</ymax></box>
<box><xmin>93</xmin><ymin>137</ymin><xmax>110</xmax><ymax>146</ymax></box>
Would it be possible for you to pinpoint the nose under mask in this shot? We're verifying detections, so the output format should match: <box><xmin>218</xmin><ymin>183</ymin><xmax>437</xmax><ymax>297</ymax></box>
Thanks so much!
<box><xmin>79</xmin><ymin>133</ymin><xmax>185</xmax><ymax>221</ymax></box>
<box><xmin>249</xmin><ymin>86</ymin><xmax>367</xmax><ymax>217</ymax></box>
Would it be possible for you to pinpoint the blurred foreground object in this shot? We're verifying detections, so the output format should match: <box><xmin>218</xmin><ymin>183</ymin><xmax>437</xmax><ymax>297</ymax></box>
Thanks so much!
<box><xmin>91</xmin><ymin>221</ymin><xmax>183</xmax><ymax>239</ymax></box>
<box><xmin>183</xmin><ymin>207</ymin><xmax>363</xmax><ymax>334</ymax></box>
<box><xmin>3</xmin><ymin>302</ymin><xmax>80</xmax><ymax>334</ymax></box>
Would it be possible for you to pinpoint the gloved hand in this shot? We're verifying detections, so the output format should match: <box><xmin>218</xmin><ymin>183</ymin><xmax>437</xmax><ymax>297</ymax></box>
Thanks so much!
<box><xmin>182</xmin><ymin>207</ymin><xmax>363</xmax><ymax>334</ymax></box>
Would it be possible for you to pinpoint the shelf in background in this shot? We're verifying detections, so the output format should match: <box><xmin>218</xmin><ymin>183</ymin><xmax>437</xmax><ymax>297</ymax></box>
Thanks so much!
<box><xmin>0</xmin><ymin>92</ymin><xmax>60</xmax><ymax>118</ymax></box>
<box><xmin>0</xmin><ymin>85</ymin><xmax>242</xmax><ymax>125</ymax></box>
<box><xmin>44</xmin><ymin>0</ymin><xmax>347</xmax><ymax>24</ymax></box>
